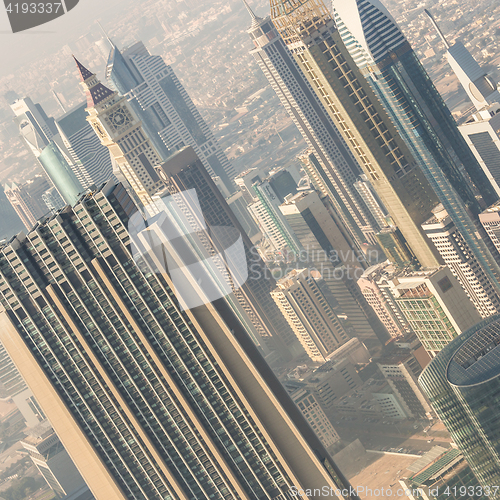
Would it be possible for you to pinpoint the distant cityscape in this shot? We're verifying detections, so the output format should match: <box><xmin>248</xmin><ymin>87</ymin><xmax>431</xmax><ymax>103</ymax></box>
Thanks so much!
<box><xmin>0</xmin><ymin>1</ymin><xmax>500</xmax><ymax>500</ymax></box>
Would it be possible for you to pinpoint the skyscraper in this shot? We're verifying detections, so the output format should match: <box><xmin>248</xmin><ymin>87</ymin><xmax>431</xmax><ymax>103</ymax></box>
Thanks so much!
<box><xmin>332</xmin><ymin>0</ymin><xmax>500</xmax><ymax>298</ymax></box>
<box><xmin>425</xmin><ymin>9</ymin><xmax>500</xmax><ymax>113</ymax></box>
<box><xmin>0</xmin><ymin>180</ymin><xmax>358</xmax><ymax>500</ymax></box>
<box><xmin>419</xmin><ymin>316</ymin><xmax>500</xmax><ymax>491</ymax></box>
<box><xmin>243</xmin><ymin>1</ymin><xmax>378</xmax><ymax>247</ymax></box>
<box><xmin>74</xmin><ymin>57</ymin><xmax>165</xmax><ymax>209</ymax></box>
<box><xmin>269</xmin><ymin>0</ymin><xmax>442</xmax><ymax>269</ymax></box>
<box><xmin>271</xmin><ymin>268</ymin><xmax>349</xmax><ymax>363</ymax></box>
<box><xmin>106</xmin><ymin>41</ymin><xmax>237</xmax><ymax>194</ymax></box>
<box><xmin>389</xmin><ymin>267</ymin><xmax>482</xmax><ymax>357</ymax></box>
<box><xmin>5</xmin><ymin>177</ymin><xmax>53</xmax><ymax>230</ymax></box>
<box><xmin>55</xmin><ymin>102</ymin><xmax>114</xmax><ymax>189</ymax></box>
<box><xmin>155</xmin><ymin>146</ymin><xmax>304</xmax><ymax>360</ymax></box>
<box><xmin>422</xmin><ymin>205</ymin><xmax>500</xmax><ymax>318</ymax></box>
<box><xmin>426</xmin><ymin>10</ymin><xmax>500</xmax><ymax>200</ymax></box>
<box><xmin>333</xmin><ymin>1</ymin><xmax>497</xmax><ymax>210</ymax></box>
<box><xmin>280</xmin><ymin>191</ymin><xmax>389</xmax><ymax>350</ymax></box>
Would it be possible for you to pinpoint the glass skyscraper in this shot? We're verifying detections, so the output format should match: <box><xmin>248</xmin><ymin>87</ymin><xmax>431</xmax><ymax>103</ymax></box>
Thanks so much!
<box><xmin>332</xmin><ymin>0</ymin><xmax>500</xmax><ymax>295</ymax></box>
<box><xmin>106</xmin><ymin>41</ymin><xmax>237</xmax><ymax>195</ymax></box>
<box><xmin>419</xmin><ymin>316</ymin><xmax>500</xmax><ymax>493</ymax></box>
<box><xmin>0</xmin><ymin>180</ymin><xmax>359</xmax><ymax>500</ymax></box>
<box><xmin>269</xmin><ymin>0</ymin><xmax>442</xmax><ymax>269</ymax></box>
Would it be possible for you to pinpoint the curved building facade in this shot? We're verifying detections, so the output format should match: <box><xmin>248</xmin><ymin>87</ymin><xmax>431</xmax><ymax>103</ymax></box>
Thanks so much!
<box><xmin>419</xmin><ymin>316</ymin><xmax>500</xmax><ymax>490</ymax></box>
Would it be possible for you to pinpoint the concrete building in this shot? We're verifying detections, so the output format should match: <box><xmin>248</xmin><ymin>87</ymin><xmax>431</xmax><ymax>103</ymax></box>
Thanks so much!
<box><xmin>225</xmin><ymin>191</ymin><xmax>261</xmax><ymax>243</ymax></box>
<box><xmin>389</xmin><ymin>267</ymin><xmax>482</xmax><ymax>357</ymax></box>
<box><xmin>0</xmin><ymin>180</ymin><xmax>358</xmax><ymax>500</ymax></box>
<box><xmin>280</xmin><ymin>190</ymin><xmax>389</xmax><ymax>351</ymax></box>
<box><xmin>106</xmin><ymin>41</ymin><xmax>237</xmax><ymax>194</ymax></box>
<box><xmin>422</xmin><ymin>205</ymin><xmax>500</xmax><ymax>318</ymax></box>
<box><xmin>270</xmin><ymin>0</ymin><xmax>442</xmax><ymax>269</ymax></box>
<box><xmin>5</xmin><ymin>177</ymin><xmax>52</xmax><ymax>230</ymax></box>
<box><xmin>304</xmin><ymin>358</ymin><xmax>363</xmax><ymax>411</ymax></box>
<box><xmin>286</xmin><ymin>384</ymin><xmax>341</xmax><ymax>452</ymax></box>
<box><xmin>271</xmin><ymin>268</ymin><xmax>349</xmax><ymax>363</ymax></box>
<box><xmin>326</xmin><ymin>337</ymin><xmax>371</xmax><ymax>366</ymax></box>
<box><xmin>377</xmin><ymin>350</ymin><xmax>434</xmax><ymax>420</ymax></box>
<box><xmin>20</xmin><ymin>422</ymin><xmax>89</xmax><ymax>498</ymax></box>
<box><xmin>357</xmin><ymin>261</ymin><xmax>411</xmax><ymax>339</ymax></box>
<box><xmin>479</xmin><ymin>200</ymin><xmax>500</xmax><ymax>255</ymax></box>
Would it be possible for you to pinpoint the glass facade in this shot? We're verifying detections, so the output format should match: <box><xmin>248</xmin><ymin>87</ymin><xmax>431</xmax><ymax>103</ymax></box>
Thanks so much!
<box><xmin>419</xmin><ymin>317</ymin><xmax>500</xmax><ymax>493</ymax></box>
<box><xmin>0</xmin><ymin>181</ymin><xmax>356</xmax><ymax>500</ymax></box>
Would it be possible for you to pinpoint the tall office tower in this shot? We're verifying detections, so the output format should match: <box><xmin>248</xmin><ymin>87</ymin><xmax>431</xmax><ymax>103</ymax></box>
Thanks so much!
<box><xmin>74</xmin><ymin>57</ymin><xmax>164</xmax><ymax>209</ymax></box>
<box><xmin>422</xmin><ymin>204</ymin><xmax>500</xmax><ymax>318</ymax></box>
<box><xmin>388</xmin><ymin>267</ymin><xmax>482</xmax><ymax>357</ymax></box>
<box><xmin>460</xmin><ymin>103</ymin><xmax>500</xmax><ymax>198</ymax></box>
<box><xmin>155</xmin><ymin>146</ymin><xmax>304</xmax><ymax>360</ymax></box>
<box><xmin>280</xmin><ymin>191</ymin><xmax>389</xmax><ymax>351</ymax></box>
<box><xmin>0</xmin><ymin>340</ymin><xmax>26</xmax><ymax>399</ymax></box>
<box><xmin>271</xmin><ymin>268</ymin><xmax>350</xmax><ymax>363</ymax></box>
<box><xmin>285</xmin><ymin>384</ymin><xmax>341</xmax><ymax>452</ymax></box>
<box><xmin>5</xmin><ymin>177</ymin><xmax>53</xmax><ymax>230</ymax></box>
<box><xmin>106</xmin><ymin>41</ymin><xmax>237</xmax><ymax>195</ymax></box>
<box><xmin>427</xmin><ymin>10</ymin><xmax>500</xmax><ymax>200</ymax></box>
<box><xmin>376</xmin><ymin>350</ymin><xmax>433</xmax><ymax>420</ymax></box>
<box><xmin>244</xmin><ymin>3</ymin><xmax>378</xmax><ymax>247</ymax></box>
<box><xmin>225</xmin><ymin>191</ymin><xmax>261</xmax><ymax>243</ymax></box>
<box><xmin>333</xmin><ymin>0</ymin><xmax>500</xmax><ymax>293</ymax></box>
<box><xmin>55</xmin><ymin>102</ymin><xmax>114</xmax><ymax>189</ymax></box>
<box><xmin>10</xmin><ymin>97</ymin><xmax>57</xmax><ymax>157</ymax></box>
<box><xmin>357</xmin><ymin>262</ymin><xmax>411</xmax><ymax>339</ymax></box>
<box><xmin>9</xmin><ymin>97</ymin><xmax>84</xmax><ymax>207</ymax></box>
<box><xmin>0</xmin><ymin>180</ymin><xmax>357</xmax><ymax>500</ymax></box>
<box><xmin>419</xmin><ymin>316</ymin><xmax>500</xmax><ymax>491</ymax></box>
<box><xmin>480</xmin><ymin>202</ymin><xmax>500</xmax><ymax>255</ymax></box>
<box><xmin>269</xmin><ymin>0</ymin><xmax>442</xmax><ymax>269</ymax></box>
<box><xmin>334</xmin><ymin>1</ymin><xmax>497</xmax><ymax>210</ymax></box>
<box><xmin>425</xmin><ymin>9</ymin><xmax>500</xmax><ymax>113</ymax></box>
<box><xmin>352</xmin><ymin>175</ymin><xmax>388</xmax><ymax>231</ymax></box>
<box><xmin>248</xmin><ymin>199</ymin><xmax>290</xmax><ymax>254</ymax></box>
<box><xmin>21</xmin><ymin>422</ymin><xmax>92</xmax><ymax>500</ymax></box>
<box><xmin>251</xmin><ymin>174</ymin><xmax>302</xmax><ymax>254</ymax></box>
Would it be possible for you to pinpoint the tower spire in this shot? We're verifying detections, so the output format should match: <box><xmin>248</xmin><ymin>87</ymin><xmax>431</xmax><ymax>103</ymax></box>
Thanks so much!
<box><xmin>424</xmin><ymin>9</ymin><xmax>450</xmax><ymax>49</ymax></box>
<box><xmin>73</xmin><ymin>56</ymin><xmax>115</xmax><ymax>108</ymax></box>
<box><xmin>73</xmin><ymin>55</ymin><xmax>94</xmax><ymax>82</ymax></box>
<box><xmin>241</xmin><ymin>0</ymin><xmax>263</xmax><ymax>29</ymax></box>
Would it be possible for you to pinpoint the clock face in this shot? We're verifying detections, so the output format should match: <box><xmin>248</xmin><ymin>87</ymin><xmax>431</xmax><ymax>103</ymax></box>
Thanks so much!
<box><xmin>109</xmin><ymin>108</ymin><xmax>130</xmax><ymax>129</ymax></box>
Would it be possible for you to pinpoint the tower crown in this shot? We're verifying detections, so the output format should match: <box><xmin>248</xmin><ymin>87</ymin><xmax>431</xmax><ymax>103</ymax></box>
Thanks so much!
<box><xmin>242</xmin><ymin>0</ymin><xmax>263</xmax><ymax>29</ymax></box>
<box><xmin>73</xmin><ymin>56</ymin><xmax>116</xmax><ymax>108</ymax></box>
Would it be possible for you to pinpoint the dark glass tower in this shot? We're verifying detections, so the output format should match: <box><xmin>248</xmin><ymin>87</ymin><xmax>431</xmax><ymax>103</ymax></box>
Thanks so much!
<box><xmin>0</xmin><ymin>180</ymin><xmax>359</xmax><ymax>500</ymax></box>
<box><xmin>269</xmin><ymin>0</ymin><xmax>442</xmax><ymax>269</ymax></box>
<box><xmin>155</xmin><ymin>147</ymin><xmax>303</xmax><ymax>361</ymax></box>
<box><xmin>332</xmin><ymin>0</ymin><xmax>500</xmax><ymax>295</ymax></box>
<box><xmin>106</xmin><ymin>40</ymin><xmax>237</xmax><ymax>194</ymax></box>
<box><xmin>419</xmin><ymin>316</ymin><xmax>500</xmax><ymax>492</ymax></box>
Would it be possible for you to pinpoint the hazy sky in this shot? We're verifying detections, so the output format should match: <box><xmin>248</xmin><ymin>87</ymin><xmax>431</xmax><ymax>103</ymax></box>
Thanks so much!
<box><xmin>0</xmin><ymin>0</ymin><xmax>134</xmax><ymax>79</ymax></box>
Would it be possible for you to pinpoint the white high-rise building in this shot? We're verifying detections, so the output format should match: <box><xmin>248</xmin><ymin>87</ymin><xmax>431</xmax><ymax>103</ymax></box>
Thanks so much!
<box><xmin>422</xmin><ymin>205</ymin><xmax>500</xmax><ymax>318</ymax></box>
<box><xmin>74</xmin><ymin>57</ymin><xmax>164</xmax><ymax>209</ymax></box>
<box><xmin>243</xmin><ymin>0</ymin><xmax>379</xmax><ymax>247</ymax></box>
<box><xmin>106</xmin><ymin>41</ymin><xmax>237</xmax><ymax>195</ymax></box>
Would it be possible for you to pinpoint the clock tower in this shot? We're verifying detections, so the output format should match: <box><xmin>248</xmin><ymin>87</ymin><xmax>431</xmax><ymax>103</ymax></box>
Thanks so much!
<box><xmin>73</xmin><ymin>56</ymin><xmax>164</xmax><ymax>209</ymax></box>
